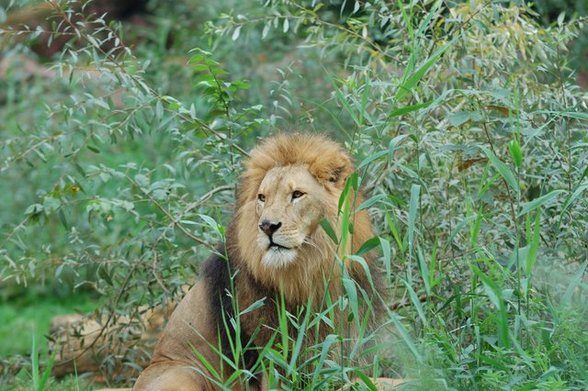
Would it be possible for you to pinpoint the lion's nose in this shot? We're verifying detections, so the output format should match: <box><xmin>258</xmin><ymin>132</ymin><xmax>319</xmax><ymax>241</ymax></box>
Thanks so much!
<box><xmin>259</xmin><ymin>220</ymin><xmax>282</xmax><ymax>236</ymax></box>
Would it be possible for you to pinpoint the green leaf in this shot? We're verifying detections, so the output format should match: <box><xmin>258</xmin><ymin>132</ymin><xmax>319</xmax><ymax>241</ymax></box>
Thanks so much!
<box><xmin>262</xmin><ymin>24</ymin><xmax>270</xmax><ymax>39</ymax></box>
<box><xmin>98</xmin><ymin>266</ymin><xmax>113</xmax><ymax>286</ymax></box>
<box><xmin>347</xmin><ymin>255</ymin><xmax>375</xmax><ymax>289</ymax></box>
<box><xmin>39</xmin><ymin>350</ymin><xmax>57</xmax><ymax>391</ymax></box>
<box><xmin>331</xmin><ymin>78</ymin><xmax>360</xmax><ymax>126</ymax></box>
<box><xmin>518</xmin><ymin>189</ymin><xmax>564</xmax><ymax>217</ymax></box>
<box><xmin>379</xmin><ymin>237</ymin><xmax>392</xmax><ymax>280</ymax></box>
<box><xmin>357</xmin><ymin>150</ymin><xmax>388</xmax><ymax>170</ymax></box>
<box><xmin>155</xmin><ymin>99</ymin><xmax>164</xmax><ymax>120</ymax></box>
<box><xmin>479</xmin><ymin>145</ymin><xmax>519</xmax><ymax>195</ymax></box>
<box><xmin>199</xmin><ymin>214</ymin><xmax>224</xmax><ymax>237</ymax></box>
<box><xmin>239</xmin><ymin>297</ymin><xmax>266</xmax><ymax>315</ymax></box>
<box><xmin>508</xmin><ymin>139</ymin><xmax>523</xmax><ymax>168</ymax></box>
<box><xmin>358</xmin><ymin>194</ymin><xmax>386</xmax><ymax>211</ymax></box>
<box><xmin>31</xmin><ymin>333</ymin><xmax>39</xmax><ymax>390</ymax></box>
<box><xmin>448</xmin><ymin>111</ymin><xmax>482</xmax><ymax>127</ymax></box>
<box><xmin>338</xmin><ymin>172</ymin><xmax>358</xmax><ymax>213</ymax></box>
<box><xmin>396</xmin><ymin>41</ymin><xmax>452</xmax><ymax>100</ymax></box>
<box><xmin>25</xmin><ymin>203</ymin><xmax>44</xmax><ymax>216</ymax></box>
<box><xmin>231</xmin><ymin>26</ymin><xmax>241</xmax><ymax>40</ymax></box>
<box><xmin>319</xmin><ymin>218</ymin><xmax>338</xmax><ymax>244</ymax></box>
<box><xmin>58</xmin><ymin>209</ymin><xmax>68</xmax><ymax>229</ymax></box>
<box><xmin>288</xmin><ymin>300</ymin><xmax>312</xmax><ymax>375</ymax></box>
<box><xmin>87</xmin><ymin>145</ymin><xmax>100</xmax><ymax>154</ymax></box>
<box><xmin>355</xmin><ymin>236</ymin><xmax>380</xmax><ymax>256</ymax></box>
<box><xmin>343</xmin><ymin>278</ymin><xmax>359</xmax><ymax>323</ymax></box>
<box><xmin>310</xmin><ymin>334</ymin><xmax>339</xmax><ymax>385</ymax></box>
<box><xmin>417</xmin><ymin>244</ymin><xmax>431</xmax><ymax>295</ymax></box>
<box><xmin>389</xmin><ymin>100</ymin><xmax>433</xmax><ymax>118</ymax></box>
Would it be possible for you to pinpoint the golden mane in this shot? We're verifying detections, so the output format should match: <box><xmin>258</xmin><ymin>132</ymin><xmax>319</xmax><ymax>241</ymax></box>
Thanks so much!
<box><xmin>229</xmin><ymin>133</ymin><xmax>375</xmax><ymax>304</ymax></box>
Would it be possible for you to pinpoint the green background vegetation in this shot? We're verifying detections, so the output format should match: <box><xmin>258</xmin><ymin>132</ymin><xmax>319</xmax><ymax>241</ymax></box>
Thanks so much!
<box><xmin>1</xmin><ymin>0</ymin><xmax>587</xmax><ymax>389</ymax></box>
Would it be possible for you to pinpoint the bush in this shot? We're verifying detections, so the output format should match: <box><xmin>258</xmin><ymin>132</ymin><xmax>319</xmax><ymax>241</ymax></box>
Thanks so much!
<box><xmin>1</xmin><ymin>0</ymin><xmax>587</xmax><ymax>389</ymax></box>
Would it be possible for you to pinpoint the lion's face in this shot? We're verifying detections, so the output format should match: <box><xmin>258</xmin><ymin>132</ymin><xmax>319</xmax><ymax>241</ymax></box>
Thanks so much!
<box><xmin>254</xmin><ymin>165</ymin><xmax>329</xmax><ymax>268</ymax></box>
<box><xmin>231</xmin><ymin>133</ymin><xmax>375</xmax><ymax>299</ymax></box>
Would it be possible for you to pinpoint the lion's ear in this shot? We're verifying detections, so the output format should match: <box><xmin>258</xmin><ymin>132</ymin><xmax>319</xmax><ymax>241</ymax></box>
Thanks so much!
<box><xmin>311</xmin><ymin>153</ymin><xmax>353</xmax><ymax>189</ymax></box>
<box><xmin>328</xmin><ymin>165</ymin><xmax>347</xmax><ymax>184</ymax></box>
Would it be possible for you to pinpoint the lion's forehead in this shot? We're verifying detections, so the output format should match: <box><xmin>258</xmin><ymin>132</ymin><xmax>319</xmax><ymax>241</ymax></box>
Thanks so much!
<box><xmin>259</xmin><ymin>165</ymin><xmax>318</xmax><ymax>196</ymax></box>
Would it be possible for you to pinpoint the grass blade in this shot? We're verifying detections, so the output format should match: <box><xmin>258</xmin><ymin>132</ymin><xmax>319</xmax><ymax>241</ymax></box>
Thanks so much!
<box><xmin>524</xmin><ymin>211</ymin><xmax>541</xmax><ymax>277</ymax></box>
<box><xmin>389</xmin><ymin>313</ymin><xmax>423</xmax><ymax>362</ymax></box>
<box><xmin>31</xmin><ymin>332</ymin><xmax>39</xmax><ymax>391</ymax></box>
<box><xmin>402</xmin><ymin>279</ymin><xmax>427</xmax><ymax>327</ymax></box>
<box><xmin>408</xmin><ymin>184</ymin><xmax>420</xmax><ymax>257</ymax></box>
<box><xmin>39</xmin><ymin>350</ymin><xmax>57</xmax><ymax>391</ymax></box>
<box><xmin>379</xmin><ymin>237</ymin><xmax>392</xmax><ymax>280</ymax></box>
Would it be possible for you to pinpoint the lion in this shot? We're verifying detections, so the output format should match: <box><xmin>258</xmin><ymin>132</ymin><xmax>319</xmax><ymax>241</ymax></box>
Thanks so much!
<box><xmin>133</xmin><ymin>133</ymin><xmax>382</xmax><ymax>391</ymax></box>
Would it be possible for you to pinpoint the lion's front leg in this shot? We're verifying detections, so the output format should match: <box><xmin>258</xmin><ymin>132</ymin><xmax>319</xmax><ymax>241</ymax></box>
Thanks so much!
<box><xmin>133</xmin><ymin>282</ymin><xmax>227</xmax><ymax>390</ymax></box>
<box><xmin>133</xmin><ymin>361</ymin><xmax>216</xmax><ymax>391</ymax></box>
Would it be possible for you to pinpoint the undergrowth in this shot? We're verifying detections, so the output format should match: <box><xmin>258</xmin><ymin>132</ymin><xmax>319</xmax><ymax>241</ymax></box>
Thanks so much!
<box><xmin>0</xmin><ymin>0</ymin><xmax>587</xmax><ymax>389</ymax></box>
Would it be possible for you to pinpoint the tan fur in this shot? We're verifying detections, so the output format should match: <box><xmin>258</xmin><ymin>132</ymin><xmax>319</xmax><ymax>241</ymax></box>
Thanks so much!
<box><xmin>134</xmin><ymin>133</ymin><xmax>380</xmax><ymax>391</ymax></box>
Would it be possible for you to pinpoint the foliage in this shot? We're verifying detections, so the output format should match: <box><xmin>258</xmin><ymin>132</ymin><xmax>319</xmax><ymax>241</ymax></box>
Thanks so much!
<box><xmin>531</xmin><ymin>0</ymin><xmax>587</xmax><ymax>23</ymax></box>
<box><xmin>1</xmin><ymin>0</ymin><xmax>587</xmax><ymax>389</ymax></box>
<box><xmin>529</xmin><ymin>0</ymin><xmax>588</xmax><ymax>74</ymax></box>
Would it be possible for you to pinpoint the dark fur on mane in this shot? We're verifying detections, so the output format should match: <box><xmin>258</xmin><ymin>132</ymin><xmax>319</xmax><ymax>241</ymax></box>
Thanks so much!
<box><xmin>200</xmin><ymin>242</ymin><xmax>270</xmax><ymax>387</ymax></box>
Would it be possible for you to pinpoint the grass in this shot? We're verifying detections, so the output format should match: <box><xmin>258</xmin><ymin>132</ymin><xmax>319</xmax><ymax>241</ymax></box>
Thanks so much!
<box><xmin>1</xmin><ymin>374</ymin><xmax>91</xmax><ymax>391</ymax></box>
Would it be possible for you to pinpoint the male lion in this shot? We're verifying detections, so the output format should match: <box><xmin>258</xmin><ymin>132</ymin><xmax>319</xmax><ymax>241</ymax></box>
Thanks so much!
<box><xmin>134</xmin><ymin>133</ymin><xmax>382</xmax><ymax>391</ymax></box>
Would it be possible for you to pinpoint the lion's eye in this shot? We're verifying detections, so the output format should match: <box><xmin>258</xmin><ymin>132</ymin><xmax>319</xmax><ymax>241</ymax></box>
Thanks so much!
<box><xmin>258</xmin><ymin>194</ymin><xmax>266</xmax><ymax>202</ymax></box>
<box><xmin>291</xmin><ymin>190</ymin><xmax>305</xmax><ymax>200</ymax></box>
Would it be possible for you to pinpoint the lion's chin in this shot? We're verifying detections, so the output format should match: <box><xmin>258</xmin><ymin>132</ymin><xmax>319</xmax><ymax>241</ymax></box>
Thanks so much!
<box><xmin>261</xmin><ymin>247</ymin><xmax>297</xmax><ymax>268</ymax></box>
